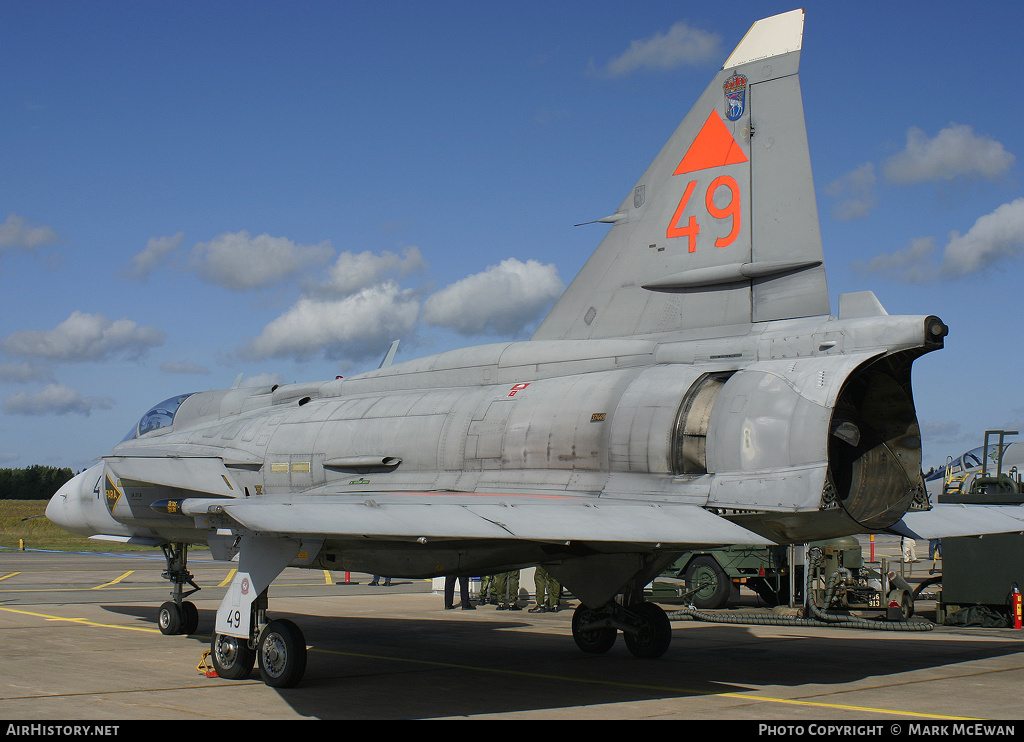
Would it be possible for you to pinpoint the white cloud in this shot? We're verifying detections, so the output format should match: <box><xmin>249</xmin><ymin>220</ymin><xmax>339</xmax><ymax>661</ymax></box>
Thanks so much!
<box><xmin>853</xmin><ymin>198</ymin><xmax>1024</xmax><ymax>283</ymax></box>
<box><xmin>826</xmin><ymin>163</ymin><xmax>878</xmax><ymax>221</ymax></box>
<box><xmin>239</xmin><ymin>281</ymin><xmax>419</xmax><ymax>362</ymax></box>
<box><xmin>883</xmin><ymin>124</ymin><xmax>1015</xmax><ymax>184</ymax></box>
<box><xmin>3</xmin><ymin>383</ymin><xmax>114</xmax><ymax>416</ymax></box>
<box><xmin>594</xmin><ymin>21</ymin><xmax>722</xmax><ymax>78</ymax></box>
<box><xmin>189</xmin><ymin>231</ymin><xmax>334</xmax><ymax>290</ymax></box>
<box><xmin>940</xmin><ymin>197</ymin><xmax>1024</xmax><ymax>277</ymax></box>
<box><xmin>239</xmin><ymin>372</ymin><xmax>284</xmax><ymax>388</ymax></box>
<box><xmin>314</xmin><ymin>246</ymin><xmax>427</xmax><ymax>297</ymax></box>
<box><xmin>851</xmin><ymin>237</ymin><xmax>939</xmax><ymax>284</ymax></box>
<box><xmin>0</xmin><ymin>213</ymin><xmax>59</xmax><ymax>252</ymax></box>
<box><xmin>422</xmin><ymin>258</ymin><xmax>564</xmax><ymax>336</ymax></box>
<box><xmin>1</xmin><ymin>311</ymin><xmax>165</xmax><ymax>362</ymax></box>
<box><xmin>123</xmin><ymin>232</ymin><xmax>185</xmax><ymax>279</ymax></box>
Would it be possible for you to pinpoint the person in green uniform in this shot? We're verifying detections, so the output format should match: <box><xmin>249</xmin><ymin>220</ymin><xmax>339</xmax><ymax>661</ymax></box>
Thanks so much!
<box><xmin>495</xmin><ymin>569</ymin><xmax>521</xmax><ymax>610</ymax></box>
<box><xmin>529</xmin><ymin>566</ymin><xmax>561</xmax><ymax>613</ymax></box>
<box><xmin>478</xmin><ymin>573</ymin><xmax>498</xmax><ymax>606</ymax></box>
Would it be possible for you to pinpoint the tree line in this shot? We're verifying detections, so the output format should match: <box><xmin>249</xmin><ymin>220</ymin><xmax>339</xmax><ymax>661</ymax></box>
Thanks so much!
<box><xmin>0</xmin><ymin>465</ymin><xmax>77</xmax><ymax>500</ymax></box>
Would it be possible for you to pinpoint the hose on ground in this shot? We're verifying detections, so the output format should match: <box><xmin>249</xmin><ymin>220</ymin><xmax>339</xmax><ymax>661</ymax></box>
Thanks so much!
<box><xmin>666</xmin><ymin>605</ymin><xmax>933</xmax><ymax>631</ymax></box>
<box><xmin>666</xmin><ymin>560</ymin><xmax>934</xmax><ymax>631</ymax></box>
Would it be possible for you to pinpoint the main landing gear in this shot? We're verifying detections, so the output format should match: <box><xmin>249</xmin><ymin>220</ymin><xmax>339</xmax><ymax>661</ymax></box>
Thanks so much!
<box><xmin>210</xmin><ymin>589</ymin><xmax>308</xmax><ymax>688</ymax></box>
<box><xmin>553</xmin><ymin>553</ymin><xmax>676</xmax><ymax>660</ymax></box>
<box><xmin>571</xmin><ymin>600</ymin><xmax>672</xmax><ymax>659</ymax></box>
<box><xmin>158</xmin><ymin>542</ymin><xmax>200</xmax><ymax>635</ymax></box>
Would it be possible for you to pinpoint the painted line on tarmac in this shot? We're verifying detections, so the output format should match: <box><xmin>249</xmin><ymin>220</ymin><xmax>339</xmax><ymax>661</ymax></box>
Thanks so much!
<box><xmin>91</xmin><ymin>570</ymin><xmax>135</xmax><ymax>589</ymax></box>
<box><xmin>0</xmin><ymin>606</ymin><xmax>161</xmax><ymax>633</ymax></box>
<box><xmin>0</xmin><ymin>605</ymin><xmax>978</xmax><ymax>720</ymax></box>
<box><xmin>309</xmin><ymin>645</ymin><xmax>975</xmax><ymax>720</ymax></box>
<box><xmin>0</xmin><ymin>577</ymin><xmax>339</xmax><ymax>594</ymax></box>
<box><xmin>0</xmin><ymin>680</ymin><xmax>265</xmax><ymax>703</ymax></box>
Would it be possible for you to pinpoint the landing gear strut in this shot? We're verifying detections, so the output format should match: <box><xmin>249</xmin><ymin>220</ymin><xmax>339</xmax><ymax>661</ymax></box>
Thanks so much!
<box><xmin>210</xmin><ymin>587</ymin><xmax>308</xmax><ymax>688</ymax></box>
<box><xmin>565</xmin><ymin>556</ymin><xmax>675</xmax><ymax>659</ymax></box>
<box><xmin>571</xmin><ymin>600</ymin><xmax>672</xmax><ymax>659</ymax></box>
<box><xmin>158</xmin><ymin>542</ymin><xmax>200</xmax><ymax>635</ymax></box>
<box><xmin>559</xmin><ymin>553</ymin><xmax>676</xmax><ymax>659</ymax></box>
<box><xmin>208</xmin><ymin>534</ymin><xmax>319</xmax><ymax>687</ymax></box>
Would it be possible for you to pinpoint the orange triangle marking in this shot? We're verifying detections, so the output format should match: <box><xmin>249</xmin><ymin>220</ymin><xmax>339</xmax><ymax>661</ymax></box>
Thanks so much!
<box><xmin>673</xmin><ymin>110</ymin><xmax>748</xmax><ymax>175</ymax></box>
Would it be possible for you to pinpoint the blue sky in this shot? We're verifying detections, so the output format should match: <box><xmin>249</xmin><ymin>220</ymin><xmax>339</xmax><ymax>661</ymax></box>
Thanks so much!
<box><xmin>1</xmin><ymin>1</ymin><xmax>1022</xmax><ymax>473</ymax></box>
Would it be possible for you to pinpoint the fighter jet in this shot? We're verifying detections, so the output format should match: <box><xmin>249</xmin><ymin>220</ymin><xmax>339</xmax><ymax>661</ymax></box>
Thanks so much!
<box><xmin>46</xmin><ymin>9</ymin><xmax>1024</xmax><ymax>689</ymax></box>
<box><xmin>925</xmin><ymin>430</ymin><xmax>1024</xmax><ymax>501</ymax></box>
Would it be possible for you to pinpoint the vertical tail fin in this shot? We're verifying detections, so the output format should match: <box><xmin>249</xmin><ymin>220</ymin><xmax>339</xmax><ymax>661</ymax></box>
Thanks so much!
<box><xmin>534</xmin><ymin>9</ymin><xmax>829</xmax><ymax>341</ymax></box>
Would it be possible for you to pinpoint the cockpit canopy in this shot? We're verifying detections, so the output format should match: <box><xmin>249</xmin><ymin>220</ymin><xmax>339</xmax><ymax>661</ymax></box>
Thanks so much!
<box><xmin>121</xmin><ymin>393</ymin><xmax>195</xmax><ymax>442</ymax></box>
<box><xmin>925</xmin><ymin>441</ymin><xmax>1019</xmax><ymax>481</ymax></box>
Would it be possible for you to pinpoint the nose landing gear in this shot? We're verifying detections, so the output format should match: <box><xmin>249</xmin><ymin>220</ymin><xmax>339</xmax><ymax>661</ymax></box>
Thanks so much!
<box><xmin>158</xmin><ymin>542</ymin><xmax>200</xmax><ymax>635</ymax></box>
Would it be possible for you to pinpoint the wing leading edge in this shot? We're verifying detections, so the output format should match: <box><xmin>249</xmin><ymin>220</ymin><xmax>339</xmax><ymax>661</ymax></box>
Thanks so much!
<box><xmin>183</xmin><ymin>494</ymin><xmax>775</xmax><ymax>547</ymax></box>
<box><xmin>889</xmin><ymin>504</ymin><xmax>1024</xmax><ymax>541</ymax></box>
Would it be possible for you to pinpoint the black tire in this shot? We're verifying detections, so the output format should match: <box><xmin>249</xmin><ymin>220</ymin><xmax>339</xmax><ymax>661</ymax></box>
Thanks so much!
<box><xmin>257</xmin><ymin>619</ymin><xmax>307</xmax><ymax>688</ymax></box>
<box><xmin>211</xmin><ymin>633</ymin><xmax>256</xmax><ymax>680</ymax></box>
<box><xmin>623</xmin><ymin>602</ymin><xmax>672</xmax><ymax>659</ymax></box>
<box><xmin>158</xmin><ymin>602</ymin><xmax>182</xmax><ymax>635</ymax></box>
<box><xmin>901</xmin><ymin>592</ymin><xmax>914</xmax><ymax>620</ymax></box>
<box><xmin>885</xmin><ymin>589</ymin><xmax>914</xmax><ymax>621</ymax></box>
<box><xmin>571</xmin><ymin>604</ymin><xmax>617</xmax><ymax>654</ymax></box>
<box><xmin>685</xmin><ymin>555</ymin><xmax>733</xmax><ymax>609</ymax></box>
<box><xmin>181</xmin><ymin>601</ymin><xmax>200</xmax><ymax>635</ymax></box>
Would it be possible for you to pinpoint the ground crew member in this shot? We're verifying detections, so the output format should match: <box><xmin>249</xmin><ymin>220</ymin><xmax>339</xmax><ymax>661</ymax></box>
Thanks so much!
<box><xmin>478</xmin><ymin>573</ymin><xmax>498</xmax><ymax>605</ymax></box>
<box><xmin>495</xmin><ymin>569</ymin><xmax>521</xmax><ymax>610</ymax></box>
<box><xmin>529</xmin><ymin>565</ymin><xmax>561</xmax><ymax>613</ymax></box>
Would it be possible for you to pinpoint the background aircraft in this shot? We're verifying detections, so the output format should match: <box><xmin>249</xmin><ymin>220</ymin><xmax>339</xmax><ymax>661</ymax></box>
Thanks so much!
<box><xmin>925</xmin><ymin>430</ymin><xmax>1024</xmax><ymax>500</ymax></box>
<box><xmin>46</xmin><ymin>10</ymin><xmax>1024</xmax><ymax>688</ymax></box>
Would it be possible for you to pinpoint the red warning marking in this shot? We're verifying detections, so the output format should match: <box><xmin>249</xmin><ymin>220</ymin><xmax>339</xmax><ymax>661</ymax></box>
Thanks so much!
<box><xmin>673</xmin><ymin>110</ymin><xmax>748</xmax><ymax>176</ymax></box>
